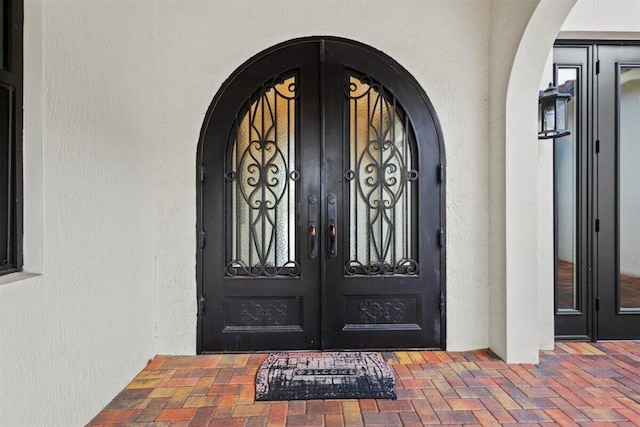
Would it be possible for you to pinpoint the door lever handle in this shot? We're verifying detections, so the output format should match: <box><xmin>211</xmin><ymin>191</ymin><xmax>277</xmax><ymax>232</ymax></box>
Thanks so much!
<box><xmin>327</xmin><ymin>194</ymin><xmax>337</xmax><ymax>257</ymax></box>
<box><xmin>308</xmin><ymin>195</ymin><xmax>318</xmax><ymax>258</ymax></box>
<box><xmin>309</xmin><ymin>224</ymin><xmax>318</xmax><ymax>259</ymax></box>
<box><xmin>329</xmin><ymin>224</ymin><xmax>337</xmax><ymax>257</ymax></box>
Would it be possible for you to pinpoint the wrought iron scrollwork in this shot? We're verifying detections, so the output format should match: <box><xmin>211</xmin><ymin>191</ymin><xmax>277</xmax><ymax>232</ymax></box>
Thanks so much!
<box><xmin>358</xmin><ymin>298</ymin><xmax>405</xmax><ymax>323</ymax></box>
<box><xmin>226</xmin><ymin>74</ymin><xmax>300</xmax><ymax>277</ymax></box>
<box><xmin>345</xmin><ymin>74</ymin><xmax>418</xmax><ymax>276</ymax></box>
<box><xmin>345</xmin><ymin>259</ymin><xmax>418</xmax><ymax>276</ymax></box>
<box><xmin>240</xmin><ymin>301</ymin><xmax>288</xmax><ymax>326</ymax></box>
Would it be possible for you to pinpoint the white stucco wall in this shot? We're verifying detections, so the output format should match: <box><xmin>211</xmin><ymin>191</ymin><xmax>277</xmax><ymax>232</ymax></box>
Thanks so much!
<box><xmin>0</xmin><ymin>1</ymin><xmax>157</xmax><ymax>426</ymax></box>
<box><xmin>488</xmin><ymin>0</ymin><xmax>540</xmax><ymax>361</ymax></box>
<box><xmin>154</xmin><ymin>0</ymin><xmax>494</xmax><ymax>355</ymax></box>
<box><xmin>561</xmin><ymin>0</ymin><xmax>640</xmax><ymax>36</ymax></box>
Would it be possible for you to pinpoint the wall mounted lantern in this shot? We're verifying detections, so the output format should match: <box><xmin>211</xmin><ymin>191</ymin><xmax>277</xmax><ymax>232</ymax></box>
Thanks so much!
<box><xmin>538</xmin><ymin>82</ymin><xmax>571</xmax><ymax>139</ymax></box>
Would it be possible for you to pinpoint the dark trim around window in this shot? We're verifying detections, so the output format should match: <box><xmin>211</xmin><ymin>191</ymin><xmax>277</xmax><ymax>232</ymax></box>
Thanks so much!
<box><xmin>0</xmin><ymin>0</ymin><xmax>23</xmax><ymax>276</ymax></box>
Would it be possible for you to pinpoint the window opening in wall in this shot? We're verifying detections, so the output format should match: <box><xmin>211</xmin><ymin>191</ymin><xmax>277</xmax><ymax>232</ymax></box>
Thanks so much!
<box><xmin>0</xmin><ymin>0</ymin><xmax>23</xmax><ymax>276</ymax></box>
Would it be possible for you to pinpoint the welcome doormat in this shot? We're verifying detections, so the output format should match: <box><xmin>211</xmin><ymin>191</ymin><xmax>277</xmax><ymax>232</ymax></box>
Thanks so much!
<box><xmin>255</xmin><ymin>352</ymin><xmax>396</xmax><ymax>401</ymax></box>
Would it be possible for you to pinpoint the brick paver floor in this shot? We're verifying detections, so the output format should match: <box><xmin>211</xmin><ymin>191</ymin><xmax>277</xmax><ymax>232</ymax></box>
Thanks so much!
<box><xmin>88</xmin><ymin>341</ymin><xmax>640</xmax><ymax>426</ymax></box>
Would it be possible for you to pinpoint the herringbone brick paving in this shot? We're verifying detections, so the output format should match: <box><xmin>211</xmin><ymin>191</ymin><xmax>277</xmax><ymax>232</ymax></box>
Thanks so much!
<box><xmin>87</xmin><ymin>341</ymin><xmax>640</xmax><ymax>426</ymax></box>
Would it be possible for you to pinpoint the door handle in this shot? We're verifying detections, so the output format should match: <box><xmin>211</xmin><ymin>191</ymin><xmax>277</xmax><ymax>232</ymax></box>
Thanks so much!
<box><xmin>327</xmin><ymin>194</ymin><xmax>337</xmax><ymax>257</ymax></box>
<box><xmin>308</xmin><ymin>195</ymin><xmax>318</xmax><ymax>258</ymax></box>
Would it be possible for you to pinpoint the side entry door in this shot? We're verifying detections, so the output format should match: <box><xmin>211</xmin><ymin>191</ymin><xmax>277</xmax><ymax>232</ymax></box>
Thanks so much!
<box><xmin>553</xmin><ymin>43</ymin><xmax>640</xmax><ymax>340</ymax></box>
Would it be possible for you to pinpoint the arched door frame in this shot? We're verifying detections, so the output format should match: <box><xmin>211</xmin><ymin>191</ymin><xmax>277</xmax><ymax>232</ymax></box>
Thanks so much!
<box><xmin>195</xmin><ymin>36</ymin><xmax>446</xmax><ymax>353</ymax></box>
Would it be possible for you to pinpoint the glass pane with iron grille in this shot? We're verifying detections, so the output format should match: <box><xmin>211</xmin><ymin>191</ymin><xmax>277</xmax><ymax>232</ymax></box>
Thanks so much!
<box><xmin>226</xmin><ymin>75</ymin><xmax>299</xmax><ymax>277</ymax></box>
<box><xmin>555</xmin><ymin>67</ymin><xmax>578</xmax><ymax>311</ymax></box>
<box><xmin>619</xmin><ymin>67</ymin><xmax>640</xmax><ymax>310</ymax></box>
<box><xmin>345</xmin><ymin>74</ymin><xmax>417</xmax><ymax>276</ymax></box>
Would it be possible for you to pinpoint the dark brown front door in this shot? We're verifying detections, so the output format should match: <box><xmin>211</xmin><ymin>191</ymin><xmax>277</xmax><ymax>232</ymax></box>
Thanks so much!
<box><xmin>197</xmin><ymin>38</ymin><xmax>445</xmax><ymax>352</ymax></box>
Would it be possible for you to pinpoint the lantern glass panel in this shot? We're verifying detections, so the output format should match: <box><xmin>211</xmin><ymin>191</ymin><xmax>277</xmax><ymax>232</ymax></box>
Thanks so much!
<box><xmin>543</xmin><ymin>102</ymin><xmax>555</xmax><ymax>132</ymax></box>
<box><xmin>538</xmin><ymin>102</ymin><xmax>543</xmax><ymax>133</ymax></box>
<box><xmin>556</xmin><ymin>98</ymin><xmax>567</xmax><ymax>131</ymax></box>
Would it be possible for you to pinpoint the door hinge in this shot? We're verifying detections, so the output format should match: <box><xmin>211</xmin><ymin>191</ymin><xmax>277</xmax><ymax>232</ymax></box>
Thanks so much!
<box><xmin>596</xmin><ymin>60</ymin><xmax>600</xmax><ymax>75</ymax></box>
<box><xmin>199</xmin><ymin>165</ymin><xmax>206</xmax><ymax>182</ymax></box>
<box><xmin>439</xmin><ymin>292</ymin><xmax>446</xmax><ymax>315</ymax></box>
<box><xmin>595</xmin><ymin>140</ymin><xmax>600</xmax><ymax>153</ymax></box>
<box><xmin>438</xmin><ymin>227</ymin><xmax>445</xmax><ymax>248</ymax></box>
<box><xmin>199</xmin><ymin>230</ymin><xmax>206</xmax><ymax>249</ymax></box>
<box><xmin>595</xmin><ymin>297</ymin><xmax>600</xmax><ymax>311</ymax></box>
<box><xmin>198</xmin><ymin>295</ymin><xmax>206</xmax><ymax>317</ymax></box>
<box><xmin>595</xmin><ymin>219</ymin><xmax>600</xmax><ymax>232</ymax></box>
<box><xmin>437</xmin><ymin>162</ymin><xmax>445</xmax><ymax>183</ymax></box>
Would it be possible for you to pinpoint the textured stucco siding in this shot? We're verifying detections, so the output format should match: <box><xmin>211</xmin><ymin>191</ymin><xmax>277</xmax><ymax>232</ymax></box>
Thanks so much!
<box><xmin>0</xmin><ymin>1</ymin><xmax>157</xmax><ymax>426</ymax></box>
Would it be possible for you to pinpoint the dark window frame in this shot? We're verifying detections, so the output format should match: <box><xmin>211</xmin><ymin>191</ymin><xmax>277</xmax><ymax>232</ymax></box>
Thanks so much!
<box><xmin>0</xmin><ymin>0</ymin><xmax>23</xmax><ymax>276</ymax></box>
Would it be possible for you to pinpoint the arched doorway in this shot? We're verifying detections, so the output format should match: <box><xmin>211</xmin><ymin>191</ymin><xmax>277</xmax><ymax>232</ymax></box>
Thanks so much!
<box><xmin>196</xmin><ymin>37</ymin><xmax>445</xmax><ymax>352</ymax></box>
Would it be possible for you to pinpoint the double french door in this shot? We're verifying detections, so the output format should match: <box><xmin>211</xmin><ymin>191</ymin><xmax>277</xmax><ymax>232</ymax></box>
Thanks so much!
<box><xmin>197</xmin><ymin>38</ymin><xmax>445</xmax><ymax>352</ymax></box>
<box><xmin>554</xmin><ymin>43</ymin><xmax>640</xmax><ymax>340</ymax></box>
